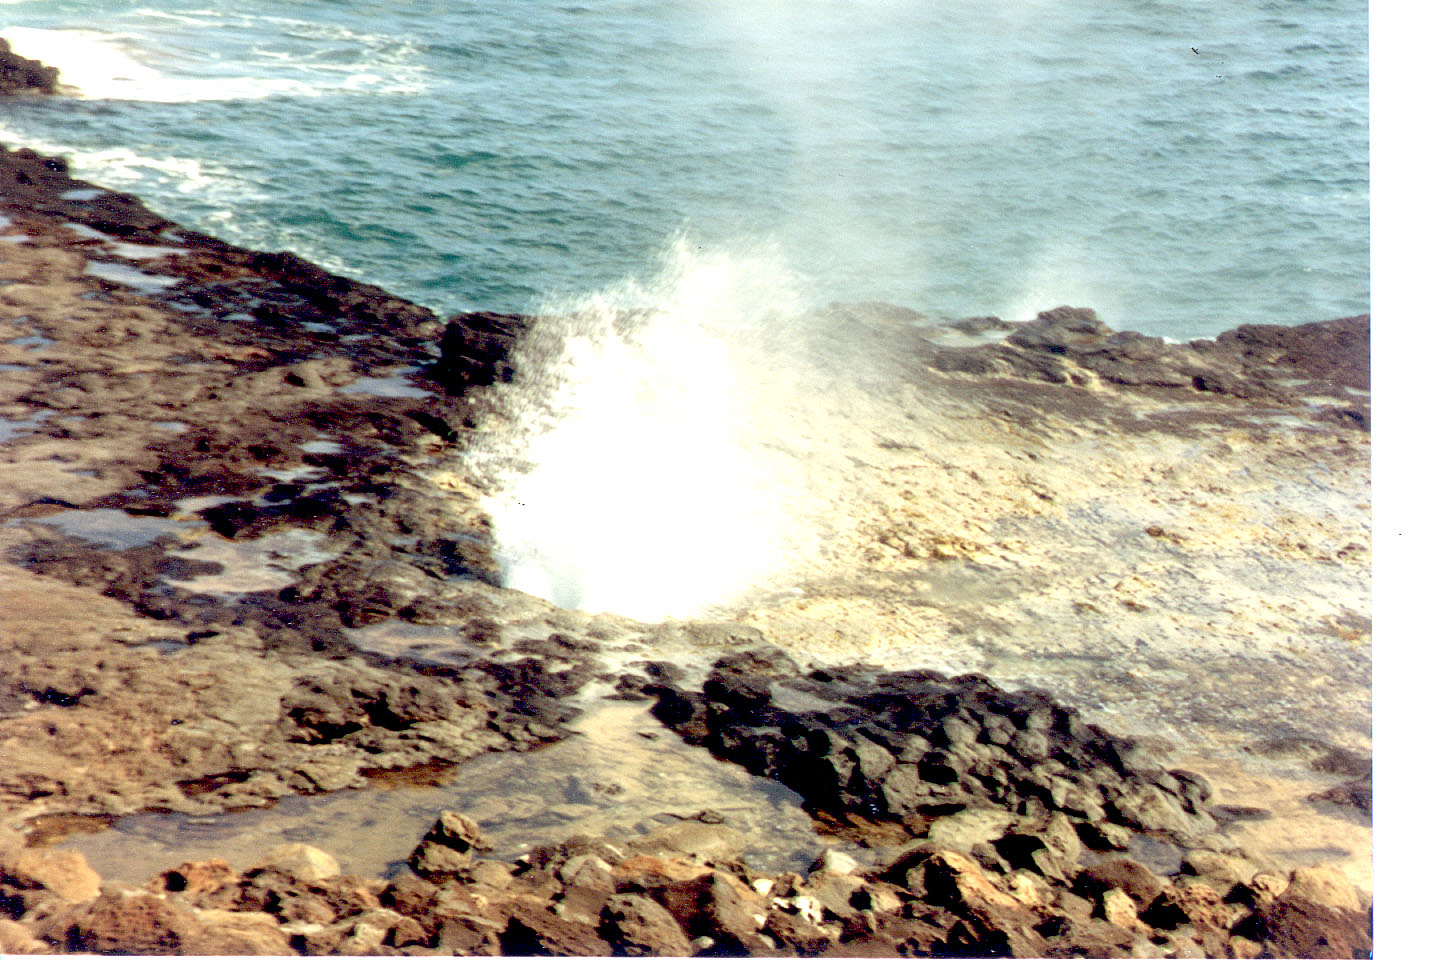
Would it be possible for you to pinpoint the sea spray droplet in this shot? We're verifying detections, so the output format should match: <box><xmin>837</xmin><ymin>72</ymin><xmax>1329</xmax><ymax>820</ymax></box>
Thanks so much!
<box><xmin>466</xmin><ymin>238</ymin><xmax>852</xmax><ymax>620</ymax></box>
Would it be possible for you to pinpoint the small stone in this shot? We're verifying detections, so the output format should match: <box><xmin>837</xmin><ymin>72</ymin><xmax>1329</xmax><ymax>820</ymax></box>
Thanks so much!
<box><xmin>1102</xmin><ymin>889</ymin><xmax>1141</xmax><ymax>929</ymax></box>
<box><xmin>408</xmin><ymin>842</ymin><xmax>471</xmax><ymax>879</ymax></box>
<box><xmin>813</xmin><ymin>848</ymin><xmax>860</xmax><ymax>876</ymax></box>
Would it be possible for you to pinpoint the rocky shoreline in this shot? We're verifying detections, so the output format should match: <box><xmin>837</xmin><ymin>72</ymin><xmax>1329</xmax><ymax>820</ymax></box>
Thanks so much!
<box><xmin>0</xmin><ymin>94</ymin><xmax>1370</xmax><ymax>959</ymax></box>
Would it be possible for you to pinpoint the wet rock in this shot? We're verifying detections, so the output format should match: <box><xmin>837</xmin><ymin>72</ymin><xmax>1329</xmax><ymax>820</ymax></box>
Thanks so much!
<box><xmin>408</xmin><ymin>810</ymin><xmax>492</xmax><ymax>880</ymax></box>
<box><xmin>1308</xmin><ymin>773</ymin><xmax>1373</xmax><ymax>814</ymax></box>
<box><xmin>428</xmin><ymin>311</ymin><xmax>530</xmax><ymax>395</ymax></box>
<box><xmin>649</xmin><ymin>657</ymin><xmax>1218</xmax><ymax>858</ymax></box>
<box><xmin>0</xmin><ymin>39</ymin><xmax>58</xmax><ymax>95</ymax></box>
<box><xmin>1108</xmin><ymin>783</ymin><xmax>1212</xmax><ymax>839</ymax></box>
<box><xmin>631</xmin><ymin>821</ymin><xmax>745</xmax><ymax>862</ymax></box>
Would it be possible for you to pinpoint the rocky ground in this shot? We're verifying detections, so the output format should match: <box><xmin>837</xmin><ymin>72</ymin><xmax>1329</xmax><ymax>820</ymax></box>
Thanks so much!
<box><xmin>0</xmin><ymin>97</ymin><xmax>1371</xmax><ymax>959</ymax></box>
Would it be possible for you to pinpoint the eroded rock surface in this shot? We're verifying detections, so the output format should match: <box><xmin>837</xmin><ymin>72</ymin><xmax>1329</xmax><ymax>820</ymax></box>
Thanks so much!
<box><xmin>1</xmin><ymin>137</ymin><xmax>1370</xmax><ymax>955</ymax></box>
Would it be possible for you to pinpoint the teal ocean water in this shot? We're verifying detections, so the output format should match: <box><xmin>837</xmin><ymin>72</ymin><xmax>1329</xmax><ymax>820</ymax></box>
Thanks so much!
<box><xmin>2</xmin><ymin>0</ymin><xmax>1367</xmax><ymax>340</ymax></box>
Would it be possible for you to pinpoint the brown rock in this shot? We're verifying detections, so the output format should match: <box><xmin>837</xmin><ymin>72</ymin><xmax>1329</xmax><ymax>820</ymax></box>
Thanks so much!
<box><xmin>612</xmin><ymin>854</ymin><xmax>710</xmax><ymax>887</ymax></box>
<box><xmin>335</xmin><ymin>907</ymin><xmax>411</xmax><ymax>955</ymax></box>
<box><xmin>379</xmin><ymin>873</ymin><xmax>442</xmax><ymax>927</ymax></box>
<box><xmin>280</xmin><ymin>920</ymin><xmax>347</xmax><ymax>955</ymax></box>
<box><xmin>147</xmin><ymin>858</ymin><xmax>243</xmax><ymax>909</ymax></box>
<box><xmin>765</xmin><ymin>908</ymin><xmax>836</xmax><ymax>954</ymax></box>
<box><xmin>1100</xmin><ymin>888</ymin><xmax>1142</xmax><ymax>930</ymax></box>
<box><xmin>409</xmin><ymin>809</ymin><xmax>492</xmax><ymax>879</ymax></box>
<box><xmin>1</xmin><ymin>847</ymin><xmax>101</xmax><ymax>906</ymax></box>
<box><xmin>249</xmin><ymin>843</ymin><xmax>342</xmax><ymax>883</ymax></box>
<box><xmin>804</xmin><ymin>872</ymin><xmax>865</xmax><ymax>919</ymax></box>
<box><xmin>0</xmin><ymin>917</ymin><xmax>46</xmax><ymax>954</ymax></box>
<box><xmin>410</xmin><ymin>841</ymin><xmax>472</xmax><ymax>879</ymax></box>
<box><xmin>1179</xmin><ymin>849</ymin><xmax>1256</xmax><ymax>889</ymax></box>
<box><xmin>1281</xmin><ymin>865</ymin><xmax>1363</xmax><ymax>913</ymax></box>
<box><xmin>38</xmin><ymin>888</ymin><xmax>201</xmax><ymax>955</ymax></box>
<box><xmin>435</xmin><ymin>912</ymin><xmax>503</xmax><ymax>955</ymax></box>
<box><xmin>497</xmin><ymin>899</ymin><xmax>611</xmax><ymax>956</ymax></box>
<box><xmin>599</xmin><ymin>892</ymin><xmax>695</xmax><ymax>957</ymax></box>
<box><xmin>190</xmin><ymin>908</ymin><xmax>295</xmax><ymax>955</ymax></box>
<box><xmin>1256</xmin><ymin>886</ymin><xmax>1372</xmax><ymax>958</ymax></box>
<box><xmin>893</xmin><ymin>852</ymin><xmax>1046</xmax><ymax>957</ymax></box>
<box><xmin>1072</xmin><ymin>857</ymin><xmax>1166</xmax><ymax>911</ymax></box>
<box><xmin>647</xmin><ymin>871</ymin><xmax>766</xmax><ymax>952</ymax></box>
<box><xmin>389</xmin><ymin>914</ymin><xmax>429</xmax><ymax>948</ymax></box>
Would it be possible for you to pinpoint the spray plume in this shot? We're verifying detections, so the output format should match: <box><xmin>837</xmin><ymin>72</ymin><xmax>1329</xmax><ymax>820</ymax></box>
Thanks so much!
<box><xmin>464</xmin><ymin>237</ymin><xmax>914</xmax><ymax>621</ymax></box>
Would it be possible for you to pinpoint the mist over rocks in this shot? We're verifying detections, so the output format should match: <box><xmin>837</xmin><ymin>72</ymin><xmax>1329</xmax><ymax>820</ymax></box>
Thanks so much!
<box><xmin>0</xmin><ymin>137</ymin><xmax>1370</xmax><ymax>955</ymax></box>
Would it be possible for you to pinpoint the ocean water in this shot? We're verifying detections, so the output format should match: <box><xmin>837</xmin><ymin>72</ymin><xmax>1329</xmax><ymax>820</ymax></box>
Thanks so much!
<box><xmin>1</xmin><ymin>0</ymin><xmax>1367</xmax><ymax>340</ymax></box>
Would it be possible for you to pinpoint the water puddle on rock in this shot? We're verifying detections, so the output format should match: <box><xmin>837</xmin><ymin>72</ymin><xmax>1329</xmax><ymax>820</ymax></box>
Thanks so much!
<box><xmin>344</xmin><ymin>621</ymin><xmax>479</xmax><ymax>667</ymax></box>
<box><xmin>82</xmin><ymin>260</ymin><xmax>184</xmax><ymax>294</ymax></box>
<box><xmin>339</xmin><ymin>370</ymin><xmax>428</xmax><ymax>399</ymax></box>
<box><xmin>31</xmin><ymin>507</ymin><xmax>195</xmax><ymax>549</ymax></box>
<box><xmin>0</xmin><ymin>410</ymin><xmax>52</xmax><ymax>443</ymax></box>
<box><xmin>166</xmin><ymin>527</ymin><xmax>339</xmax><ymax>595</ymax></box>
<box><xmin>56</xmin><ymin>700</ymin><xmax>828</xmax><ymax>886</ymax></box>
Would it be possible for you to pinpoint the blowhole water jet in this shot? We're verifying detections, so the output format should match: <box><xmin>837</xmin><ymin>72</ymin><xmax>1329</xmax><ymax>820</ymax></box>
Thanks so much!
<box><xmin>465</xmin><ymin>237</ymin><xmax>899</xmax><ymax>621</ymax></box>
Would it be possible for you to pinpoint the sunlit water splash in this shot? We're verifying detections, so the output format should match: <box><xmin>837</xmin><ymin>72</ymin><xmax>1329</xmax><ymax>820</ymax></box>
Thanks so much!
<box><xmin>465</xmin><ymin>238</ymin><xmax>894</xmax><ymax>621</ymax></box>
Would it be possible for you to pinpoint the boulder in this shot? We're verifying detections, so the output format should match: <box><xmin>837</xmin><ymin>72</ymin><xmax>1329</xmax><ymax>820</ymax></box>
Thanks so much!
<box><xmin>497</xmin><ymin>899</ymin><xmax>611</xmax><ymax>957</ymax></box>
<box><xmin>599</xmin><ymin>893</ymin><xmax>694</xmax><ymax>957</ymax></box>
<box><xmin>1</xmin><ymin>847</ymin><xmax>102</xmax><ymax>905</ymax></box>
<box><xmin>37</xmin><ymin>888</ymin><xmax>201</xmax><ymax>955</ymax></box>
<box><xmin>248</xmin><ymin>844</ymin><xmax>342</xmax><ymax>884</ymax></box>
<box><xmin>1072</xmin><ymin>858</ymin><xmax>1166</xmax><ymax>911</ymax></box>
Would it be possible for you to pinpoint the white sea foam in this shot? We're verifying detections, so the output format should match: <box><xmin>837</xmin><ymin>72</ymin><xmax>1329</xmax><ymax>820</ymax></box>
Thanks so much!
<box><xmin>1</xmin><ymin>20</ymin><xmax>424</xmax><ymax>102</ymax></box>
<box><xmin>466</xmin><ymin>238</ymin><xmax>902</xmax><ymax>621</ymax></box>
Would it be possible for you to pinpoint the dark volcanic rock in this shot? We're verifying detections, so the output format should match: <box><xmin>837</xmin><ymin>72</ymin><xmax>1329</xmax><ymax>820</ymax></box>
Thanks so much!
<box><xmin>926</xmin><ymin>306</ymin><xmax>1371</xmax><ymax>427</ymax></box>
<box><xmin>648</xmin><ymin>650</ymin><xmax>1217</xmax><ymax>850</ymax></box>
<box><xmin>428</xmin><ymin>311</ymin><xmax>532</xmax><ymax>395</ymax></box>
<box><xmin>0</xmin><ymin>39</ymin><xmax>59</xmax><ymax>95</ymax></box>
